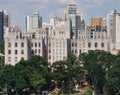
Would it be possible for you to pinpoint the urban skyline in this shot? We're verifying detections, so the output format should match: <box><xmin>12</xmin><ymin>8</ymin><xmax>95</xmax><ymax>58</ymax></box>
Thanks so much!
<box><xmin>2</xmin><ymin>0</ymin><xmax>120</xmax><ymax>65</ymax></box>
<box><xmin>0</xmin><ymin>0</ymin><xmax>119</xmax><ymax>31</ymax></box>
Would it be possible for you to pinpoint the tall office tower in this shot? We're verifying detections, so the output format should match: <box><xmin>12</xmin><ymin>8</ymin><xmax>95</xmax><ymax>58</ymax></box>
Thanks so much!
<box><xmin>25</xmin><ymin>12</ymin><xmax>42</xmax><ymax>31</ymax></box>
<box><xmin>76</xmin><ymin>13</ymin><xmax>85</xmax><ymax>30</ymax></box>
<box><xmin>65</xmin><ymin>0</ymin><xmax>77</xmax><ymax>38</ymax></box>
<box><xmin>0</xmin><ymin>10</ymin><xmax>4</xmax><ymax>41</ymax></box>
<box><xmin>107</xmin><ymin>10</ymin><xmax>120</xmax><ymax>47</ymax></box>
<box><xmin>107</xmin><ymin>10</ymin><xmax>115</xmax><ymax>38</ymax></box>
<box><xmin>76</xmin><ymin>13</ymin><xmax>81</xmax><ymax>30</ymax></box>
<box><xmin>4</xmin><ymin>11</ymin><xmax>10</xmax><ymax>27</ymax></box>
<box><xmin>4</xmin><ymin>11</ymin><xmax>10</xmax><ymax>39</ymax></box>
<box><xmin>0</xmin><ymin>10</ymin><xmax>10</xmax><ymax>41</ymax></box>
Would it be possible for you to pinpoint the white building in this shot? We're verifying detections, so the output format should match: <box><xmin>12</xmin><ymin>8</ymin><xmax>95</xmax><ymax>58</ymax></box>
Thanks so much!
<box><xmin>5</xmin><ymin>18</ymin><xmax>109</xmax><ymax>65</ymax></box>
<box><xmin>107</xmin><ymin>10</ymin><xmax>120</xmax><ymax>49</ymax></box>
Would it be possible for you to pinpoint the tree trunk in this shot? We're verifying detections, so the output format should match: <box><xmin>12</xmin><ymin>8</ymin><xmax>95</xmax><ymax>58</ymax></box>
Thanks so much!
<box><xmin>103</xmin><ymin>83</ymin><xmax>111</xmax><ymax>95</ymax></box>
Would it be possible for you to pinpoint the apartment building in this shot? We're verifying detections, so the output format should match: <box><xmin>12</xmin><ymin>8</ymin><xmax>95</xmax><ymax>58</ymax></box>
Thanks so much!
<box><xmin>5</xmin><ymin>19</ymin><xmax>109</xmax><ymax>65</ymax></box>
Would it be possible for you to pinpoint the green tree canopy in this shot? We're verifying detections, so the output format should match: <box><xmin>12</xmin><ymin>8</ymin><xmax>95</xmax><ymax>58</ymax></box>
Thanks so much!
<box><xmin>0</xmin><ymin>41</ymin><xmax>4</xmax><ymax>54</ymax></box>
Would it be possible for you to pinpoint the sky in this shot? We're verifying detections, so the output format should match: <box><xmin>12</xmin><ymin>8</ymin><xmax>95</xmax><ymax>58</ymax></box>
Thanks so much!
<box><xmin>0</xmin><ymin>0</ymin><xmax>119</xmax><ymax>31</ymax></box>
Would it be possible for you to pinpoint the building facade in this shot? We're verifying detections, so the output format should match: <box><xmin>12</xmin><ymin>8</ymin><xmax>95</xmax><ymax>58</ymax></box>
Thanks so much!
<box><xmin>5</xmin><ymin>18</ymin><xmax>109</xmax><ymax>65</ymax></box>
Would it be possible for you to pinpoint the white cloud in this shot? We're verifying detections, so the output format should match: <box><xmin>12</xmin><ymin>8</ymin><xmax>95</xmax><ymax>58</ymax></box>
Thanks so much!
<box><xmin>0</xmin><ymin>0</ymin><xmax>50</xmax><ymax>4</ymax></box>
<box><xmin>84</xmin><ymin>0</ymin><xmax>103</xmax><ymax>6</ymax></box>
<box><xmin>48</xmin><ymin>8</ymin><xmax>65</xmax><ymax>18</ymax></box>
<box><xmin>25</xmin><ymin>0</ymin><xmax>49</xmax><ymax>3</ymax></box>
<box><xmin>58</xmin><ymin>0</ymin><xmax>68</xmax><ymax>4</ymax></box>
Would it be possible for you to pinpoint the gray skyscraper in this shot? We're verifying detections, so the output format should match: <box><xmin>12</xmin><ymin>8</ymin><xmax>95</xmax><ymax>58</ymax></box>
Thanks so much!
<box><xmin>66</xmin><ymin>0</ymin><xmax>76</xmax><ymax>29</ymax></box>
<box><xmin>25</xmin><ymin>12</ymin><xmax>42</xmax><ymax>31</ymax></box>
<box><xmin>0</xmin><ymin>10</ymin><xmax>4</xmax><ymax>41</ymax></box>
<box><xmin>65</xmin><ymin>0</ymin><xmax>77</xmax><ymax>38</ymax></box>
<box><xmin>0</xmin><ymin>10</ymin><xmax>10</xmax><ymax>41</ymax></box>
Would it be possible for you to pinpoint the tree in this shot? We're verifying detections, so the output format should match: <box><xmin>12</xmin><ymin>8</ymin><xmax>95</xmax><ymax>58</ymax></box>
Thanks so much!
<box><xmin>25</xmin><ymin>55</ymin><xmax>51</xmax><ymax>92</ymax></box>
<box><xmin>67</xmin><ymin>53</ymin><xmax>77</xmax><ymax>65</ymax></box>
<box><xmin>16</xmin><ymin>57</ymin><xmax>46</xmax><ymax>94</ymax></box>
<box><xmin>29</xmin><ymin>68</ymin><xmax>46</xmax><ymax>93</ymax></box>
<box><xmin>1</xmin><ymin>64</ymin><xmax>30</xmax><ymax>95</ymax></box>
<box><xmin>0</xmin><ymin>41</ymin><xmax>4</xmax><ymax>54</ymax></box>
<box><xmin>79</xmin><ymin>50</ymin><xmax>108</xmax><ymax>95</ymax></box>
<box><xmin>52</xmin><ymin>61</ymin><xmax>72</xmax><ymax>93</ymax></box>
<box><xmin>1</xmin><ymin>57</ymin><xmax>47</xmax><ymax>95</ymax></box>
<box><xmin>0</xmin><ymin>56</ymin><xmax>5</xmax><ymax>89</ymax></box>
<box><xmin>106</xmin><ymin>53</ymin><xmax>120</xmax><ymax>95</ymax></box>
<box><xmin>51</xmin><ymin>60</ymin><xmax>84</xmax><ymax>94</ymax></box>
<box><xmin>26</xmin><ymin>55</ymin><xmax>48</xmax><ymax>69</ymax></box>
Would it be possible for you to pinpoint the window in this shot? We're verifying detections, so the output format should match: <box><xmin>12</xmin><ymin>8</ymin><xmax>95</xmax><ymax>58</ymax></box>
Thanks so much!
<box><xmin>35</xmin><ymin>43</ymin><xmax>37</xmax><ymax>47</ymax></box>
<box><xmin>8</xmin><ymin>57</ymin><xmax>11</xmax><ymax>62</ymax></box>
<box><xmin>49</xmin><ymin>50</ymin><xmax>51</xmax><ymax>53</ymax></box>
<box><xmin>15</xmin><ymin>50</ymin><xmax>18</xmax><ymax>54</ymax></box>
<box><xmin>31</xmin><ymin>49</ymin><xmax>34</xmax><ymax>54</ymax></box>
<box><xmin>8</xmin><ymin>50</ymin><xmax>11</xmax><ymax>54</ymax></box>
<box><xmin>95</xmin><ymin>43</ymin><xmax>98</xmax><ymax>48</ymax></box>
<box><xmin>72</xmin><ymin>42</ymin><xmax>74</xmax><ymax>47</ymax></box>
<box><xmin>75</xmin><ymin>49</ymin><xmax>77</xmax><ymax>53</ymax></box>
<box><xmin>21</xmin><ymin>50</ymin><xmax>24</xmax><ymax>54</ymax></box>
<box><xmin>49</xmin><ymin>55</ymin><xmax>51</xmax><ymax>59</ymax></box>
<box><xmin>15</xmin><ymin>57</ymin><xmax>17</xmax><ymax>62</ymax></box>
<box><xmin>21</xmin><ymin>42</ymin><xmax>24</xmax><ymax>47</ymax></box>
<box><xmin>39</xmin><ymin>49</ymin><xmax>41</xmax><ymax>54</ymax></box>
<box><xmin>101</xmin><ymin>43</ymin><xmax>104</xmax><ymax>47</ymax></box>
<box><xmin>88</xmin><ymin>43</ymin><xmax>91</xmax><ymax>48</ymax></box>
<box><xmin>98</xmin><ymin>36</ymin><xmax>100</xmax><ymax>39</ymax></box>
<box><xmin>75</xmin><ymin>43</ymin><xmax>77</xmax><ymax>47</ymax></box>
<box><xmin>79</xmin><ymin>49</ymin><xmax>81</xmax><ymax>54</ymax></box>
<box><xmin>31</xmin><ymin>43</ymin><xmax>33</xmax><ymax>47</ymax></box>
<box><xmin>35</xmin><ymin>49</ymin><xmax>37</xmax><ymax>53</ymax></box>
<box><xmin>39</xmin><ymin>43</ymin><xmax>40</xmax><ymax>47</ymax></box>
<box><xmin>16</xmin><ymin>35</ymin><xmax>18</xmax><ymax>39</ymax></box>
<box><xmin>49</xmin><ymin>43</ymin><xmax>51</xmax><ymax>47</ymax></box>
<box><xmin>15</xmin><ymin>43</ymin><xmax>17</xmax><ymax>47</ymax></box>
<box><xmin>8</xmin><ymin>42</ymin><xmax>11</xmax><ymax>47</ymax></box>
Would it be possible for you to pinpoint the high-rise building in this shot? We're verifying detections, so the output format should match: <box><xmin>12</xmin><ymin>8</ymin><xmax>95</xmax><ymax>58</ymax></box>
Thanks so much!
<box><xmin>0</xmin><ymin>10</ymin><xmax>4</xmax><ymax>41</ymax></box>
<box><xmin>66</xmin><ymin>0</ymin><xmax>76</xmax><ymax>29</ymax></box>
<box><xmin>25</xmin><ymin>12</ymin><xmax>42</xmax><ymax>31</ymax></box>
<box><xmin>4</xmin><ymin>11</ymin><xmax>10</xmax><ymax>39</ymax></box>
<box><xmin>4</xmin><ymin>11</ymin><xmax>10</xmax><ymax>27</ymax></box>
<box><xmin>0</xmin><ymin>10</ymin><xmax>10</xmax><ymax>41</ymax></box>
<box><xmin>65</xmin><ymin>0</ymin><xmax>77</xmax><ymax>38</ymax></box>
<box><xmin>107</xmin><ymin>10</ymin><xmax>120</xmax><ymax>49</ymax></box>
<box><xmin>107</xmin><ymin>10</ymin><xmax>115</xmax><ymax>38</ymax></box>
